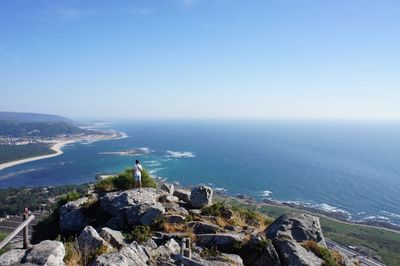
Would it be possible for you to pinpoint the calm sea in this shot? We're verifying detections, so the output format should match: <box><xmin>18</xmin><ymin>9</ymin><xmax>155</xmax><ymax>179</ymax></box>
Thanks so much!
<box><xmin>1</xmin><ymin>120</ymin><xmax>400</xmax><ymax>225</ymax></box>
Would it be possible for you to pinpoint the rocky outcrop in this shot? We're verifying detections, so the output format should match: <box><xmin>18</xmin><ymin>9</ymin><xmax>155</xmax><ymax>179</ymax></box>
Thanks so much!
<box><xmin>99</xmin><ymin>227</ymin><xmax>125</xmax><ymax>249</ymax></box>
<box><xmin>161</xmin><ymin>183</ymin><xmax>174</xmax><ymax>195</ymax></box>
<box><xmin>139</xmin><ymin>202</ymin><xmax>165</xmax><ymax>225</ymax></box>
<box><xmin>266</xmin><ymin>213</ymin><xmax>326</xmax><ymax>266</ymax></box>
<box><xmin>243</xmin><ymin>235</ymin><xmax>281</xmax><ymax>266</ymax></box>
<box><xmin>59</xmin><ymin>197</ymin><xmax>89</xmax><ymax>232</ymax></box>
<box><xmin>0</xmin><ymin>249</ymin><xmax>28</xmax><ymax>265</ymax></box>
<box><xmin>22</xmin><ymin>240</ymin><xmax>65</xmax><ymax>266</ymax></box>
<box><xmin>99</xmin><ymin>189</ymin><xmax>158</xmax><ymax>216</ymax></box>
<box><xmin>92</xmin><ymin>242</ymin><xmax>148</xmax><ymax>266</ymax></box>
<box><xmin>188</xmin><ymin>221</ymin><xmax>223</xmax><ymax>234</ymax></box>
<box><xmin>190</xmin><ymin>186</ymin><xmax>213</xmax><ymax>208</ymax></box>
<box><xmin>173</xmin><ymin>189</ymin><xmax>191</xmax><ymax>202</ymax></box>
<box><xmin>78</xmin><ymin>226</ymin><xmax>112</xmax><ymax>254</ymax></box>
<box><xmin>196</xmin><ymin>233</ymin><xmax>244</xmax><ymax>252</ymax></box>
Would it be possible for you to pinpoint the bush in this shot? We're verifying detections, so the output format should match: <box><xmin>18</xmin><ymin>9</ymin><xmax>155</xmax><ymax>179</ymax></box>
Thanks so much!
<box><xmin>201</xmin><ymin>201</ymin><xmax>230</xmax><ymax>217</ymax></box>
<box><xmin>125</xmin><ymin>225</ymin><xmax>153</xmax><ymax>244</ymax></box>
<box><xmin>94</xmin><ymin>168</ymin><xmax>156</xmax><ymax>192</ymax></box>
<box><xmin>302</xmin><ymin>240</ymin><xmax>340</xmax><ymax>266</ymax></box>
<box><xmin>58</xmin><ymin>191</ymin><xmax>80</xmax><ymax>206</ymax></box>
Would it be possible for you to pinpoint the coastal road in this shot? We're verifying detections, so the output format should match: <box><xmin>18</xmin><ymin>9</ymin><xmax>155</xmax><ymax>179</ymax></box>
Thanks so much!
<box><xmin>326</xmin><ymin>239</ymin><xmax>386</xmax><ymax>266</ymax></box>
<box><xmin>0</xmin><ymin>212</ymin><xmax>46</xmax><ymax>239</ymax></box>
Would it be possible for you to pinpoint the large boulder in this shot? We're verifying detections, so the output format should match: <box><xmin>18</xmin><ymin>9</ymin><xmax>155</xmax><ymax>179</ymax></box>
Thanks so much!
<box><xmin>92</xmin><ymin>242</ymin><xmax>148</xmax><ymax>266</ymax></box>
<box><xmin>196</xmin><ymin>233</ymin><xmax>244</xmax><ymax>252</ymax></box>
<box><xmin>99</xmin><ymin>227</ymin><xmax>126</xmax><ymax>249</ymax></box>
<box><xmin>188</xmin><ymin>221</ymin><xmax>223</xmax><ymax>234</ymax></box>
<box><xmin>161</xmin><ymin>183</ymin><xmax>174</xmax><ymax>195</ymax></box>
<box><xmin>22</xmin><ymin>240</ymin><xmax>65</xmax><ymax>266</ymax></box>
<box><xmin>190</xmin><ymin>186</ymin><xmax>213</xmax><ymax>209</ymax></box>
<box><xmin>244</xmin><ymin>235</ymin><xmax>281</xmax><ymax>266</ymax></box>
<box><xmin>0</xmin><ymin>249</ymin><xmax>28</xmax><ymax>265</ymax></box>
<box><xmin>78</xmin><ymin>226</ymin><xmax>112</xmax><ymax>254</ymax></box>
<box><xmin>173</xmin><ymin>189</ymin><xmax>191</xmax><ymax>202</ymax></box>
<box><xmin>99</xmin><ymin>189</ymin><xmax>158</xmax><ymax>216</ymax></box>
<box><xmin>59</xmin><ymin>197</ymin><xmax>90</xmax><ymax>232</ymax></box>
<box><xmin>265</xmin><ymin>213</ymin><xmax>326</xmax><ymax>266</ymax></box>
<box><xmin>139</xmin><ymin>202</ymin><xmax>165</xmax><ymax>225</ymax></box>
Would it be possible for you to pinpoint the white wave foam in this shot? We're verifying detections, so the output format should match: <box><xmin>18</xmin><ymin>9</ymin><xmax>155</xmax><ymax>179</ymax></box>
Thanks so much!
<box><xmin>260</xmin><ymin>190</ymin><xmax>272</xmax><ymax>197</ymax></box>
<box><xmin>165</xmin><ymin>151</ymin><xmax>195</xmax><ymax>158</ymax></box>
<box><xmin>148</xmin><ymin>168</ymin><xmax>165</xmax><ymax>174</ymax></box>
<box><xmin>214</xmin><ymin>187</ymin><xmax>227</xmax><ymax>192</ymax></box>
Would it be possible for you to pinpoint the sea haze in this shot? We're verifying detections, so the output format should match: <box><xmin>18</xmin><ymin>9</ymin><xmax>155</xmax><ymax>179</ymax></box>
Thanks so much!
<box><xmin>1</xmin><ymin>120</ymin><xmax>400</xmax><ymax>225</ymax></box>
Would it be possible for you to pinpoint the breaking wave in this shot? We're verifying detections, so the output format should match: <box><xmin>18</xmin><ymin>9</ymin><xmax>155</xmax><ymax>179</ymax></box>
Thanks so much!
<box><xmin>165</xmin><ymin>151</ymin><xmax>195</xmax><ymax>158</ymax></box>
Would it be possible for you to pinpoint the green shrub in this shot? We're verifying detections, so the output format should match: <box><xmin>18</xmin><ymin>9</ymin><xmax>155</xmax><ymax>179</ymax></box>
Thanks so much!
<box><xmin>302</xmin><ymin>240</ymin><xmax>339</xmax><ymax>266</ymax></box>
<box><xmin>231</xmin><ymin>205</ymin><xmax>259</xmax><ymax>224</ymax></box>
<box><xmin>201</xmin><ymin>201</ymin><xmax>230</xmax><ymax>217</ymax></box>
<box><xmin>58</xmin><ymin>191</ymin><xmax>80</xmax><ymax>206</ymax></box>
<box><xmin>94</xmin><ymin>168</ymin><xmax>156</xmax><ymax>192</ymax></box>
<box><xmin>0</xmin><ymin>231</ymin><xmax>10</xmax><ymax>255</ymax></box>
<box><xmin>125</xmin><ymin>225</ymin><xmax>153</xmax><ymax>243</ymax></box>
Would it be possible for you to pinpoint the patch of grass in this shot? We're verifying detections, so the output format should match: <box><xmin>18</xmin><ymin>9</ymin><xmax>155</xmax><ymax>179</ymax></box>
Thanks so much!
<box><xmin>58</xmin><ymin>191</ymin><xmax>80</xmax><ymax>206</ymax></box>
<box><xmin>94</xmin><ymin>168</ymin><xmax>156</xmax><ymax>192</ymax></box>
<box><xmin>125</xmin><ymin>225</ymin><xmax>153</xmax><ymax>244</ymax></box>
<box><xmin>0</xmin><ymin>231</ymin><xmax>11</xmax><ymax>255</ymax></box>
<box><xmin>302</xmin><ymin>240</ymin><xmax>343</xmax><ymax>266</ymax></box>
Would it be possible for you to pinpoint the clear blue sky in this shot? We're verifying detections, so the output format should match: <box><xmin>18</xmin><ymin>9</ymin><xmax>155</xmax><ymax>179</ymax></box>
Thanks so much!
<box><xmin>1</xmin><ymin>0</ymin><xmax>399</xmax><ymax>119</ymax></box>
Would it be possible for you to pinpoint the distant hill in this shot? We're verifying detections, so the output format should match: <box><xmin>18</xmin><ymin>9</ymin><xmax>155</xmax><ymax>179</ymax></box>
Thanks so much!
<box><xmin>0</xmin><ymin>112</ymin><xmax>74</xmax><ymax>124</ymax></box>
<box><xmin>0</xmin><ymin>120</ymin><xmax>85</xmax><ymax>137</ymax></box>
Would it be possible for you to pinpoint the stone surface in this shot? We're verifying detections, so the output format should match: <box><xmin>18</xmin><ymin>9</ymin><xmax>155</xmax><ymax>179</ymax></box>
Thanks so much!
<box><xmin>59</xmin><ymin>197</ymin><xmax>89</xmax><ymax>232</ymax></box>
<box><xmin>99</xmin><ymin>188</ymin><xmax>158</xmax><ymax>216</ymax></box>
<box><xmin>153</xmin><ymin>238</ymin><xmax>180</xmax><ymax>261</ymax></box>
<box><xmin>161</xmin><ymin>183</ymin><xmax>174</xmax><ymax>195</ymax></box>
<box><xmin>99</xmin><ymin>227</ymin><xmax>125</xmax><ymax>249</ymax></box>
<box><xmin>162</xmin><ymin>202</ymin><xmax>189</xmax><ymax>216</ymax></box>
<box><xmin>78</xmin><ymin>226</ymin><xmax>111</xmax><ymax>253</ymax></box>
<box><xmin>22</xmin><ymin>240</ymin><xmax>65</xmax><ymax>266</ymax></box>
<box><xmin>190</xmin><ymin>186</ymin><xmax>213</xmax><ymax>209</ymax></box>
<box><xmin>105</xmin><ymin>215</ymin><xmax>126</xmax><ymax>231</ymax></box>
<box><xmin>173</xmin><ymin>189</ymin><xmax>191</xmax><ymax>202</ymax></box>
<box><xmin>265</xmin><ymin>213</ymin><xmax>326</xmax><ymax>266</ymax></box>
<box><xmin>92</xmin><ymin>243</ymin><xmax>148</xmax><ymax>266</ymax></box>
<box><xmin>139</xmin><ymin>202</ymin><xmax>165</xmax><ymax>225</ymax></box>
<box><xmin>165</xmin><ymin>214</ymin><xmax>186</xmax><ymax>224</ymax></box>
<box><xmin>188</xmin><ymin>221</ymin><xmax>223</xmax><ymax>234</ymax></box>
<box><xmin>244</xmin><ymin>236</ymin><xmax>281</xmax><ymax>266</ymax></box>
<box><xmin>196</xmin><ymin>233</ymin><xmax>244</xmax><ymax>252</ymax></box>
<box><xmin>0</xmin><ymin>249</ymin><xmax>27</xmax><ymax>265</ymax></box>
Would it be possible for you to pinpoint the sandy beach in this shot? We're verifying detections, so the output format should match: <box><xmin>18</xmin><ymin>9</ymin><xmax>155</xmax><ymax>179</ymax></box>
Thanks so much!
<box><xmin>0</xmin><ymin>140</ymin><xmax>77</xmax><ymax>171</ymax></box>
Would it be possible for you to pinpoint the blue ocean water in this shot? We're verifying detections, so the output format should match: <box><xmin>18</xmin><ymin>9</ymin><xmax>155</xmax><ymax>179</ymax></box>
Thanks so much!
<box><xmin>1</xmin><ymin>120</ymin><xmax>400</xmax><ymax>225</ymax></box>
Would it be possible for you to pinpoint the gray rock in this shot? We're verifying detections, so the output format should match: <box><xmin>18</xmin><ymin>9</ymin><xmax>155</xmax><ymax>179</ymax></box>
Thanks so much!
<box><xmin>266</xmin><ymin>213</ymin><xmax>326</xmax><ymax>246</ymax></box>
<box><xmin>99</xmin><ymin>227</ymin><xmax>125</xmax><ymax>249</ymax></box>
<box><xmin>173</xmin><ymin>189</ymin><xmax>191</xmax><ymax>202</ymax></box>
<box><xmin>159</xmin><ymin>194</ymin><xmax>179</xmax><ymax>203</ymax></box>
<box><xmin>245</xmin><ymin>236</ymin><xmax>281</xmax><ymax>266</ymax></box>
<box><xmin>59</xmin><ymin>197</ymin><xmax>89</xmax><ymax>232</ymax></box>
<box><xmin>105</xmin><ymin>215</ymin><xmax>126</xmax><ymax>231</ymax></box>
<box><xmin>100</xmin><ymin>189</ymin><xmax>158</xmax><ymax>216</ymax></box>
<box><xmin>153</xmin><ymin>238</ymin><xmax>180</xmax><ymax>260</ymax></box>
<box><xmin>190</xmin><ymin>186</ymin><xmax>213</xmax><ymax>209</ymax></box>
<box><xmin>165</xmin><ymin>214</ymin><xmax>186</xmax><ymax>224</ymax></box>
<box><xmin>22</xmin><ymin>240</ymin><xmax>65</xmax><ymax>266</ymax></box>
<box><xmin>265</xmin><ymin>213</ymin><xmax>326</xmax><ymax>266</ymax></box>
<box><xmin>200</xmin><ymin>253</ymin><xmax>244</xmax><ymax>266</ymax></box>
<box><xmin>139</xmin><ymin>202</ymin><xmax>165</xmax><ymax>225</ymax></box>
<box><xmin>162</xmin><ymin>202</ymin><xmax>189</xmax><ymax>216</ymax></box>
<box><xmin>196</xmin><ymin>233</ymin><xmax>244</xmax><ymax>252</ymax></box>
<box><xmin>143</xmin><ymin>238</ymin><xmax>158</xmax><ymax>249</ymax></box>
<box><xmin>78</xmin><ymin>226</ymin><xmax>112</xmax><ymax>254</ymax></box>
<box><xmin>188</xmin><ymin>221</ymin><xmax>223</xmax><ymax>234</ymax></box>
<box><xmin>161</xmin><ymin>183</ymin><xmax>174</xmax><ymax>195</ymax></box>
<box><xmin>92</xmin><ymin>243</ymin><xmax>148</xmax><ymax>266</ymax></box>
<box><xmin>0</xmin><ymin>249</ymin><xmax>27</xmax><ymax>265</ymax></box>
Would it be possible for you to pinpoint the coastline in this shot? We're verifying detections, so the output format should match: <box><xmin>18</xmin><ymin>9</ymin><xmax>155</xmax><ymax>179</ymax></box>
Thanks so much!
<box><xmin>0</xmin><ymin>131</ymin><xmax>127</xmax><ymax>172</ymax></box>
<box><xmin>0</xmin><ymin>140</ymin><xmax>76</xmax><ymax>171</ymax></box>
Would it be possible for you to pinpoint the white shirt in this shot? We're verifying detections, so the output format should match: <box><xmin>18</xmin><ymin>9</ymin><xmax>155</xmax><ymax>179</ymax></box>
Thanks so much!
<box><xmin>134</xmin><ymin>164</ymin><xmax>143</xmax><ymax>177</ymax></box>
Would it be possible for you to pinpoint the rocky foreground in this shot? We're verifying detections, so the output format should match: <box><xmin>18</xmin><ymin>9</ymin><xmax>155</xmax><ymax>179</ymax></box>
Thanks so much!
<box><xmin>0</xmin><ymin>184</ymin><xmax>357</xmax><ymax>266</ymax></box>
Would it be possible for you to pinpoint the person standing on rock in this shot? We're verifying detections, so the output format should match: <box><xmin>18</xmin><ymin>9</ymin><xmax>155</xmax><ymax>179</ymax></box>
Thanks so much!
<box><xmin>134</xmin><ymin>159</ymin><xmax>143</xmax><ymax>190</ymax></box>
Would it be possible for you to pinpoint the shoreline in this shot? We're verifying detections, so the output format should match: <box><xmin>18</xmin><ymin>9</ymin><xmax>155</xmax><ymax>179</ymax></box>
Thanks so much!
<box><xmin>0</xmin><ymin>140</ymin><xmax>77</xmax><ymax>171</ymax></box>
<box><xmin>0</xmin><ymin>131</ymin><xmax>127</xmax><ymax>172</ymax></box>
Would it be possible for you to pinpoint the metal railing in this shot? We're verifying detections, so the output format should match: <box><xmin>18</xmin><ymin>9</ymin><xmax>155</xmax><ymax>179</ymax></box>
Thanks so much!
<box><xmin>0</xmin><ymin>212</ymin><xmax>35</xmax><ymax>250</ymax></box>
